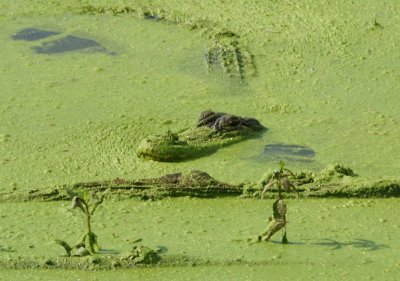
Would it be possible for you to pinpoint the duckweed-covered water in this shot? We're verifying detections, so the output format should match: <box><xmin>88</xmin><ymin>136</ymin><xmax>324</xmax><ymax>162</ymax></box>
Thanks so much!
<box><xmin>2</xmin><ymin>1</ymin><xmax>400</xmax><ymax>193</ymax></box>
<box><xmin>1</xmin><ymin>0</ymin><xmax>400</xmax><ymax>280</ymax></box>
<box><xmin>1</xmin><ymin>198</ymin><xmax>399</xmax><ymax>280</ymax></box>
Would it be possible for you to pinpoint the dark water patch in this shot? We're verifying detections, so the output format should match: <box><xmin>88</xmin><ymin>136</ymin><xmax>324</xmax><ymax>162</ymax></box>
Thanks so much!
<box><xmin>253</xmin><ymin>143</ymin><xmax>316</xmax><ymax>164</ymax></box>
<box><xmin>32</xmin><ymin>35</ymin><xmax>114</xmax><ymax>55</ymax></box>
<box><xmin>11</xmin><ymin>28</ymin><xmax>60</xmax><ymax>41</ymax></box>
<box><xmin>311</xmin><ymin>239</ymin><xmax>389</xmax><ymax>251</ymax></box>
<box><xmin>265</xmin><ymin>143</ymin><xmax>315</xmax><ymax>158</ymax></box>
<box><xmin>269</xmin><ymin>238</ymin><xmax>389</xmax><ymax>251</ymax></box>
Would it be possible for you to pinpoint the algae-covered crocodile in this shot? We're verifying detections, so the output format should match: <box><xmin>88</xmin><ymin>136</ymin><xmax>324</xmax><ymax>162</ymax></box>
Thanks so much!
<box><xmin>136</xmin><ymin>110</ymin><xmax>265</xmax><ymax>162</ymax></box>
<box><xmin>2</xmin><ymin>170</ymin><xmax>242</xmax><ymax>202</ymax></box>
<box><xmin>2</xmin><ymin>164</ymin><xmax>400</xmax><ymax>202</ymax></box>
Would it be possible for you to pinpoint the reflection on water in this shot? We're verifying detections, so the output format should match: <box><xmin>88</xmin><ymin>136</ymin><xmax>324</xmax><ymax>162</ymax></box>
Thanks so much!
<box><xmin>97</xmin><ymin>249</ymin><xmax>119</xmax><ymax>255</ymax></box>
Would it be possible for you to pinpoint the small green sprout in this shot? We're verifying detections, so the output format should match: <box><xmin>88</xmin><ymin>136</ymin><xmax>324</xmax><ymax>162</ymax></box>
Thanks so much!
<box><xmin>261</xmin><ymin>160</ymin><xmax>299</xmax><ymax>199</ymax></box>
<box><xmin>55</xmin><ymin>239</ymin><xmax>72</xmax><ymax>256</ymax></box>
<box><xmin>258</xmin><ymin>161</ymin><xmax>297</xmax><ymax>244</ymax></box>
<box><xmin>56</xmin><ymin>189</ymin><xmax>107</xmax><ymax>256</ymax></box>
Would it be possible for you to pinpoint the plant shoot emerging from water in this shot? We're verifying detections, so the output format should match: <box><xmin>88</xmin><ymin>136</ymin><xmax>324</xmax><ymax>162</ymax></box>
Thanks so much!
<box><xmin>56</xmin><ymin>189</ymin><xmax>107</xmax><ymax>256</ymax></box>
<box><xmin>261</xmin><ymin>160</ymin><xmax>299</xmax><ymax>199</ymax></box>
<box><xmin>258</xmin><ymin>161</ymin><xmax>298</xmax><ymax>244</ymax></box>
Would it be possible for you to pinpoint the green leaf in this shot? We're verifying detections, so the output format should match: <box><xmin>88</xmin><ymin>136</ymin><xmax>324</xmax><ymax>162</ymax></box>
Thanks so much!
<box><xmin>55</xmin><ymin>239</ymin><xmax>72</xmax><ymax>256</ymax></box>
<box><xmin>83</xmin><ymin>191</ymin><xmax>90</xmax><ymax>202</ymax></box>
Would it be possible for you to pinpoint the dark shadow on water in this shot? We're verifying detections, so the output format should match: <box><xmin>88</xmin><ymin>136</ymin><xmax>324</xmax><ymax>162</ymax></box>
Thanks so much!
<box><xmin>12</xmin><ymin>27</ymin><xmax>117</xmax><ymax>55</ymax></box>
<box><xmin>251</xmin><ymin>143</ymin><xmax>316</xmax><ymax>164</ymax></box>
<box><xmin>32</xmin><ymin>35</ymin><xmax>112</xmax><ymax>54</ymax></box>
<box><xmin>97</xmin><ymin>249</ymin><xmax>119</xmax><ymax>255</ymax></box>
<box><xmin>144</xmin><ymin>14</ymin><xmax>162</xmax><ymax>21</ymax></box>
<box><xmin>311</xmin><ymin>238</ymin><xmax>389</xmax><ymax>251</ymax></box>
<box><xmin>253</xmin><ymin>238</ymin><xmax>388</xmax><ymax>251</ymax></box>
<box><xmin>11</xmin><ymin>28</ymin><xmax>60</xmax><ymax>41</ymax></box>
<box><xmin>264</xmin><ymin>143</ymin><xmax>315</xmax><ymax>158</ymax></box>
<box><xmin>156</xmin><ymin>246</ymin><xmax>168</xmax><ymax>254</ymax></box>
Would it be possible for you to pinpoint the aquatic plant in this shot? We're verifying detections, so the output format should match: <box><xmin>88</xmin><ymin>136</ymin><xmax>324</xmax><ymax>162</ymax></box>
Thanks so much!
<box><xmin>261</xmin><ymin>160</ymin><xmax>299</xmax><ymax>199</ymax></box>
<box><xmin>55</xmin><ymin>190</ymin><xmax>107</xmax><ymax>256</ymax></box>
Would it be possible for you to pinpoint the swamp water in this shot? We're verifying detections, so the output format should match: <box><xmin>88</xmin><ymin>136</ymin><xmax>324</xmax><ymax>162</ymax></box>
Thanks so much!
<box><xmin>1</xmin><ymin>1</ymin><xmax>400</xmax><ymax>280</ymax></box>
<box><xmin>0</xmin><ymin>198</ymin><xmax>399</xmax><ymax>280</ymax></box>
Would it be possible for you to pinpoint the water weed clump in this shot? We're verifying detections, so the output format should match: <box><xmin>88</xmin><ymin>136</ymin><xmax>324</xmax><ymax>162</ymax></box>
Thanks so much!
<box><xmin>55</xmin><ymin>189</ymin><xmax>107</xmax><ymax>256</ymax></box>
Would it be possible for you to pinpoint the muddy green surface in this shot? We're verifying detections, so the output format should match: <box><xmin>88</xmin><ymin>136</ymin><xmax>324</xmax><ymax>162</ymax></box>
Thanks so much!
<box><xmin>1</xmin><ymin>0</ymin><xmax>400</xmax><ymax>280</ymax></box>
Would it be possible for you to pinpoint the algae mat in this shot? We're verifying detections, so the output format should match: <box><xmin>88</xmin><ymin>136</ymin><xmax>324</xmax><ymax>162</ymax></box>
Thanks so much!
<box><xmin>1</xmin><ymin>0</ymin><xmax>400</xmax><ymax>280</ymax></box>
<box><xmin>1</xmin><ymin>0</ymin><xmax>400</xmax><ymax>194</ymax></box>
<box><xmin>1</xmin><ymin>198</ymin><xmax>399</xmax><ymax>280</ymax></box>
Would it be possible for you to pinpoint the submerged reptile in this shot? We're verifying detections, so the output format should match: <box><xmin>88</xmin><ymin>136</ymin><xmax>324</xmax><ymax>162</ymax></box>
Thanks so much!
<box><xmin>1</xmin><ymin>164</ymin><xmax>399</xmax><ymax>202</ymax></box>
<box><xmin>136</xmin><ymin>110</ymin><xmax>265</xmax><ymax>161</ymax></box>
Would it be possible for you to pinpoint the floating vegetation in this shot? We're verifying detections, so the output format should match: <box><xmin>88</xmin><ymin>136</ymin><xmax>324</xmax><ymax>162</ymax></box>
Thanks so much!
<box><xmin>81</xmin><ymin>5</ymin><xmax>163</xmax><ymax>21</ymax></box>
<box><xmin>78</xmin><ymin>4</ymin><xmax>256</xmax><ymax>79</ymax></box>
<box><xmin>80</xmin><ymin>5</ymin><xmax>137</xmax><ymax>16</ymax></box>
<box><xmin>11</xmin><ymin>28</ymin><xmax>60</xmax><ymax>41</ymax></box>
<box><xmin>121</xmin><ymin>246</ymin><xmax>161</xmax><ymax>265</ymax></box>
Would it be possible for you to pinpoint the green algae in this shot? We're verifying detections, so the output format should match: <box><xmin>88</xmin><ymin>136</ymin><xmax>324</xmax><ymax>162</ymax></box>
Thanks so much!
<box><xmin>2</xmin><ymin>0</ymin><xmax>400</xmax><ymax>194</ymax></box>
<box><xmin>79</xmin><ymin>4</ymin><xmax>257</xmax><ymax>78</ymax></box>
<box><xmin>1</xmin><ymin>1</ymin><xmax>400</xmax><ymax>279</ymax></box>
<box><xmin>0</xmin><ymin>198</ymin><xmax>399</xmax><ymax>280</ymax></box>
